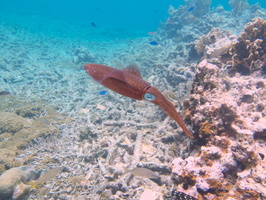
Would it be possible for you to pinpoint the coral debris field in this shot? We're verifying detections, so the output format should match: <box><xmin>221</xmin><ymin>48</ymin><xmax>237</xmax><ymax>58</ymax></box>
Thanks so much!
<box><xmin>0</xmin><ymin>0</ymin><xmax>266</xmax><ymax>199</ymax></box>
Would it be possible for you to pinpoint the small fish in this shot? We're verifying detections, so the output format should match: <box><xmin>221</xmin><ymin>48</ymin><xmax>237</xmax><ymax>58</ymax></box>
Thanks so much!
<box><xmin>148</xmin><ymin>32</ymin><xmax>156</xmax><ymax>36</ymax></box>
<box><xmin>125</xmin><ymin>167</ymin><xmax>159</xmax><ymax>180</ymax></box>
<box><xmin>149</xmin><ymin>41</ymin><xmax>159</xmax><ymax>46</ymax></box>
<box><xmin>99</xmin><ymin>90</ymin><xmax>107</xmax><ymax>95</ymax></box>
<box><xmin>3</xmin><ymin>78</ymin><xmax>8</xmax><ymax>83</ymax></box>
<box><xmin>28</xmin><ymin>167</ymin><xmax>64</xmax><ymax>190</ymax></box>
<box><xmin>187</xmin><ymin>6</ymin><xmax>195</xmax><ymax>12</ymax></box>
<box><xmin>0</xmin><ymin>91</ymin><xmax>10</xmax><ymax>95</ymax></box>
<box><xmin>91</xmin><ymin>22</ymin><xmax>97</xmax><ymax>27</ymax></box>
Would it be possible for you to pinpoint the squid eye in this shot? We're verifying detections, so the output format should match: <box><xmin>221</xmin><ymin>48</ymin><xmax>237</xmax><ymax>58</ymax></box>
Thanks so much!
<box><xmin>144</xmin><ymin>93</ymin><xmax>156</xmax><ymax>101</ymax></box>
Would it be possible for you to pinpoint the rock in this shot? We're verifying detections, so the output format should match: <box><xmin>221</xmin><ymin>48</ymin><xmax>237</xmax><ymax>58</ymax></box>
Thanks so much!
<box><xmin>195</xmin><ymin>28</ymin><xmax>237</xmax><ymax>58</ymax></box>
<box><xmin>73</xmin><ymin>46</ymin><xmax>95</xmax><ymax>64</ymax></box>
<box><xmin>0</xmin><ymin>112</ymin><xmax>27</xmax><ymax>134</ymax></box>
<box><xmin>12</xmin><ymin>182</ymin><xmax>31</xmax><ymax>200</ymax></box>
<box><xmin>173</xmin><ymin>18</ymin><xmax>266</xmax><ymax>199</ymax></box>
<box><xmin>15</xmin><ymin>105</ymin><xmax>44</xmax><ymax>119</ymax></box>
<box><xmin>139</xmin><ymin>188</ymin><xmax>161</xmax><ymax>200</ymax></box>
<box><xmin>0</xmin><ymin>167</ymin><xmax>29</xmax><ymax>200</ymax></box>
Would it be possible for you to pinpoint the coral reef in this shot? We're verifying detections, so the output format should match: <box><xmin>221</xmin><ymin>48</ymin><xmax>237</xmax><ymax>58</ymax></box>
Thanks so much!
<box><xmin>157</xmin><ymin>0</ymin><xmax>265</xmax><ymax>64</ymax></box>
<box><xmin>173</xmin><ymin>18</ymin><xmax>266</xmax><ymax>199</ymax></box>
<box><xmin>228</xmin><ymin>17</ymin><xmax>266</xmax><ymax>75</ymax></box>
<box><xmin>0</xmin><ymin>1</ymin><xmax>265</xmax><ymax>199</ymax></box>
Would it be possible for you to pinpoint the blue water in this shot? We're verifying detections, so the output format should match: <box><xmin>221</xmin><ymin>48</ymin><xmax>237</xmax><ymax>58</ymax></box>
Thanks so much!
<box><xmin>0</xmin><ymin>0</ymin><xmax>265</xmax><ymax>40</ymax></box>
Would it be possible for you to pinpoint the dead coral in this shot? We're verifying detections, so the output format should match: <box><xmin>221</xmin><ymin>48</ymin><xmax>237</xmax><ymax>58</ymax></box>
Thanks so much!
<box><xmin>180</xmin><ymin>19</ymin><xmax>266</xmax><ymax>199</ymax></box>
<box><xmin>73</xmin><ymin>46</ymin><xmax>95</xmax><ymax>64</ymax></box>
<box><xmin>171</xmin><ymin>132</ymin><xmax>265</xmax><ymax>198</ymax></box>
<box><xmin>190</xmin><ymin>0</ymin><xmax>212</xmax><ymax>18</ymax></box>
<box><xmin>228</xmin><ymin>18</ymin><xmax>266</xmax><ymax>75</ymax></box>
<box><xmin>195</xmin><ymin>28</ymin><xmax>237</xmax><ymax>59</ymax></box>
<box><xmin>229</xmin><ymin>0</ymin><xmax>250</xmax><ymax>17</ymax></box>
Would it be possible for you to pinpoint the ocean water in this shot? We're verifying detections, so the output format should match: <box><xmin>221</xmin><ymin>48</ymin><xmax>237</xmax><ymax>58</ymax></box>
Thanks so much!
<box><xmin>0</xmin><ymin>0</ymin><xmax>264</xmax><ymax>40</ymax></box>
<box><xmin>0</xmin><ymin>0</ymin><xmax>179</xmax><ymax>40</ymax></box>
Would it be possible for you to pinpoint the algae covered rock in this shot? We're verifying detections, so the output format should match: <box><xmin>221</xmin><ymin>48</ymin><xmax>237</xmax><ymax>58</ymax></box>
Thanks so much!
<box><xmin>0</xmin><ymin>108</ymin><xmax>60</xmax><ymax>173</ymax></box>
<box><xmin>0</xmin><ymin>112</ymin><xmax>28</xmax><ymax>134</ymax></box>
<box><xmin>15</xmin><ymin>105</ymin><xmax>45</xmax><ymax>119</ymax></box>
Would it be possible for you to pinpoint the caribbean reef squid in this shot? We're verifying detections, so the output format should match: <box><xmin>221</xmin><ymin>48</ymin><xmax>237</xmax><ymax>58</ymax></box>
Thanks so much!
<box><xmin>84</xmin><ymin>63</ymin><xmax>194</xmax><ymax>138</ymax></box>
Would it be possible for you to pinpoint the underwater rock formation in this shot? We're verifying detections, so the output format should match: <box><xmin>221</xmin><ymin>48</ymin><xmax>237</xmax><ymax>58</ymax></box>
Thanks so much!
<box><xmin>228</xmin><ymin>0</ymin><xmax>262</xmax><ymax>18</ymax></box>
<box><xmin>229</xmin><ymin>0</ymin><xmax>249</xmax><ymax>17</ymax></box>
<box><xmin>0</xmin><ymin>167</ymin><xmax>30</xmax><ymax>200</ymax></box>
<box><xmin>195</xmin><ymin>28</ymin><xmax>237</xmax><ymax>59</ymax></box>
<box><xmin>0</xmin><ymin>112</ymin><xmax>26</xmax><ymax>134</ymax></box>
<box><xmin>173</xmin><ymin>18</ymin><xmax>266</xmax><ymax>199</ymax></box>
<box><xmin>228</xmin><ymin>17</ymin><xmax>266</xmax><ymax>76</ymax></box>
<box><xmin>186</xmin><ymin>18</ymin><xmax>266</xmax><ymax>138</ymax></box>
<box><xmin>157</xmin><ymin>0</ymin><xmax>265</xmax><ymax>64</ymax></box>
<box><xmin>156</xmin><ymin>1</ymin><xmax>220</xmax><ymax>63</ymax></box>
<box><xmin>188</xmin><ymin>0</ymin><xmax>212</xmax><ymax>18</ymax></box>
<box><xmin>73</xmin><ymin>46</ymin><xmax>95</xmax><ymax>64</ymax></box>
